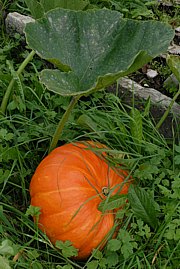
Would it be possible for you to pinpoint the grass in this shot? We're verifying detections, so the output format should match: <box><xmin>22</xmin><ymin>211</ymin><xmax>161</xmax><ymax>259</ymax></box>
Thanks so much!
<box><xmin>0</xmin><ymin>1</ymin><xmax>180</xmax><ymax>269</ymax></box>
<box><xmin>1</xmin><ymin>87</ymin><xmax>180</xmax><ymax>268</ymax></box>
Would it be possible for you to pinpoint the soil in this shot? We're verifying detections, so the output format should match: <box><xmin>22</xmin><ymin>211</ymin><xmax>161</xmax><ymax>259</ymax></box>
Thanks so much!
<box><xmin>129</xmin><ymin>55</ymin><xmax>180</xmax><ymax>104</ymax></box>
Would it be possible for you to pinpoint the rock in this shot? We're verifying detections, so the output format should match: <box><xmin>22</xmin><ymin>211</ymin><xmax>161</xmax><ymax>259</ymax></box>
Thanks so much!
<box><xmin>146</xmin><ymin>69</ymin><xmax>158</xmax><ymax>79</ymax></box>
<box><xmin>117</xmin><ymin>77</ymin><xmax>180</xmax><ymax>116</ymax></box>
<box><xmin>5</xmin><ymin>12</ymin><xmax>34</xmax><ymax>35</ymax></box>
<box><xmin>108</xmin><ymin>77</ymin><xmax>180</xmax><ymax>139</ymax></box>
<box><xmin>168</xmin><ymin>43</ymin><xmax>180</xmax><ymax>55</ymax></box>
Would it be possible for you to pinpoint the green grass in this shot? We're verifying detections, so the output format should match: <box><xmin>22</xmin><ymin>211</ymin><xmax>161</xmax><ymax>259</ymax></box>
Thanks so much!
<box><xmin>1</xmin><ymin>85</ymin><xmax>180</xmax><ymax>268</ymax></box>
<box><xmin>0</xmin><ymin>1</ymin><xmax>180</xmax><ymax>269</ymax></box>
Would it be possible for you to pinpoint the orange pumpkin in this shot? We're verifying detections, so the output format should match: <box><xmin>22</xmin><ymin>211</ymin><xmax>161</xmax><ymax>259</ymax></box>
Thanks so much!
<box><xmin>30</xmin><ymin>141</ymin><xmax>130</xmax><ymax>260</ymax></box>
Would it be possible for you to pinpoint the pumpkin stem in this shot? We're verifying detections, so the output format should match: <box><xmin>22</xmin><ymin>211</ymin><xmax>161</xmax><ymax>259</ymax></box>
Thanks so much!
<box><xmin>49</xmin><ymin>95</ymin><xmax>80</xmax><ymax>153</ymax></box>
<box><xmin>102</xmin><ymin>187</ymin><xmax>110</xmax><ymax>196</ymax></box>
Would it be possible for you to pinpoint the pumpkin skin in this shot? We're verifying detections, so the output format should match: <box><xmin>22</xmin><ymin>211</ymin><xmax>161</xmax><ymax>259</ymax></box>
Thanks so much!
<box><xmin>30</xmin><ymin>141</ymin><xmax>130</xmax><ymax>260</ymax></box>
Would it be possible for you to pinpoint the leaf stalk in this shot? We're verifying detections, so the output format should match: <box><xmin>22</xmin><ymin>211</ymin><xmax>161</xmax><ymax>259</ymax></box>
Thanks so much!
<box><xmin>49</xmin><ymin>95</ymin><xmax>80</xmax><ymax>153</ymax></box>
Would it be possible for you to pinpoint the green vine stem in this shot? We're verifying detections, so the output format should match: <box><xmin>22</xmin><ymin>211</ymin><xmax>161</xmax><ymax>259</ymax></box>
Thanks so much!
<box><xmin>0</xmin><ymin>50</ymin><xmax>36</xmax><ymax>114</ymax></box>
<box><xmin>156</xmin><ymin>86</ymin><xmax>180</xmax><ymax>130</ymax></box>
<box><xmin>49</xmin><ymin>95</ymin><xmax>80</xmax><ymax>153</ymax></box>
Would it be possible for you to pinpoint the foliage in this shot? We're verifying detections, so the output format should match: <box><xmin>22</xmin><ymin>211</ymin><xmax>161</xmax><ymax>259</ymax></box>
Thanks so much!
<box><xmin>167</xmin><ymin>55</ymin><xmax>180</xmax><ymax>83</ymax></box>
<box><xmin>0</xmin><ymin>1</ymin><xmax>179</xmax><ymax>268</ymax></box>
<box><xmin>128</xmin><ymin>185</ymin><xmax>158</xmax><ymax>229</ymax></box>
<box><xmin>24</xmin><ymin>0</ymin><xmax>89</xmax><ymax>19</ymax></box>
<box><xmin>90</xmin><ymin>0</ymin><xmax>158</xmax><ymax>19</ymax></box>
<box><xmin>56</xmin><ymin>241</ymin><xmax>78</xmax><ymax>259</ymax></box>
<box><xmin>4</xmin><ymin>0</ymin><xmax>180</xmax><ymax>25</ymax></box>
<box><xmin>25</xmin><ymin>8</ymin><xmax>174</xmax><ymax>98</ymax></box>
<box><xmin>23</xmin><ymin>7</ymin><xmax>174</xmax><ymax>151</ymax></box>
<box><xmin>0</xmin><ymin>83</ymin><xmax>180</xmax><ymax>267</ymax></box>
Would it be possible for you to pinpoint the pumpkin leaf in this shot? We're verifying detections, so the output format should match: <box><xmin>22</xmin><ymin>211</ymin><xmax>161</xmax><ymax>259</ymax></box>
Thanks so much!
<box><xmin>128</xmin><ymin>185</ymin><xmax>158</xmax><ymax>229</ymax></box>
<box><xmin>98</xmin><ymin>194</ymin><xmax>126</xmax><ymax>213</ymax></box>
<box><xmin>25</xmin><ymin>9</ymin><xmax>174</xmax><ymax>96</ymax></box>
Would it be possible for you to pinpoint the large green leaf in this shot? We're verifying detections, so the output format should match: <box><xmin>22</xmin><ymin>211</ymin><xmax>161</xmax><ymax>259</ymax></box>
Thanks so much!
<box><xmin>25</xmin><ymin>9</ymin><xmax>174</xmax><ymax>96</ymax></box>
<box><xmin>128</xmin><ymin>185</ymin><xmax>158</xmax><ymax>229</ymax></box>
<box><xmin>98</xmin><ymin>194</ymin><xmax>126</xmax><ymax>213</ymax></box>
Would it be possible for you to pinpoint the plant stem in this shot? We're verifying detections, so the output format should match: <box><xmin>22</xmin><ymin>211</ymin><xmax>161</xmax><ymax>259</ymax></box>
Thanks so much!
<box><xmin>156</xmin><ymin>86</ymin><xmax>180</xmax><ymax>130</ymax></box>
<box><xmin>0</xmin><ymin>50</ymin><xmax>36</xmax><ymax>114</ymax></box>
<box><xmin>49</xmin><ymin>95</ymin><xmax>80</xmax><ymax>153</ymax></box>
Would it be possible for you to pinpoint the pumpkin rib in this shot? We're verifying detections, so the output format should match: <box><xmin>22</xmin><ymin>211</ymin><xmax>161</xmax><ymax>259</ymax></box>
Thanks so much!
<box><xmin>38</xmin><ymin>204</ymin><xmax>105</xmax><ymax>243</ymax></box>
<box><xmin>52</xmin><ymin>212</ymin><xmax>115</xmax><ymax>256</ymax></box>
<box><xmin>32</xmin><ymin>193</ymin><xmax>102</xmax><ymax>219</ymax></box>
<box><xmin>70</xmin><ymin>214</ymin><xmax>115</xmax><ymax>259</ymax></box>
<box><xmin>31</xmin><ymin>186</ymin><xmax>97</xmax><ymax>196</ymax></box>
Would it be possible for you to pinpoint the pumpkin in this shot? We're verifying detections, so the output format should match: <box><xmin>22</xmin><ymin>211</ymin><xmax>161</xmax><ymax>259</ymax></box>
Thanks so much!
<box><xmin>30</xmin><ymin>141</ymin><xmax>130</xmax><ymax>260</ymax></box>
